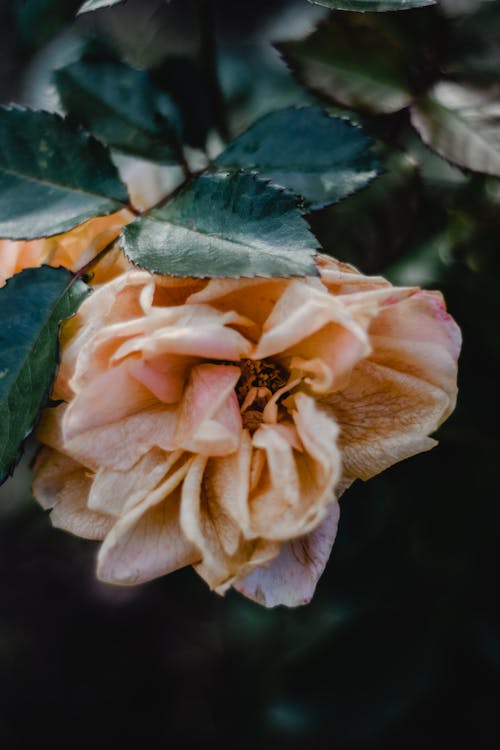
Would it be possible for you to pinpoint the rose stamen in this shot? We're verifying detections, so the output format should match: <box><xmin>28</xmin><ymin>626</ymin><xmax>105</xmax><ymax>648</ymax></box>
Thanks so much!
<box><xmin>231</xmin><ymin>358</ymin><xmax>289</xmax><ymax>430</ymax></box>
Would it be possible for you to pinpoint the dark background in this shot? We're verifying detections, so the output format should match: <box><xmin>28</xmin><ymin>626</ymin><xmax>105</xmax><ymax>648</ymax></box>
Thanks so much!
<box><xmin>0</xmin><ymin>1</ymin><xmax>499</xmax><ymax>747</ymax></box>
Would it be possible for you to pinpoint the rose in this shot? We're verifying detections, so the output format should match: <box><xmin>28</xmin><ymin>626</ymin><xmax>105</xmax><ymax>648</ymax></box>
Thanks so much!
<box><xmin>32</xmin><ymin>253</ymin><xmax>461</xmax><ymax>607</ymax></box>
<box><xmin>0</xmin><ymin>211</ymin><xmax>130</xmax><ymax>286</ymax></box>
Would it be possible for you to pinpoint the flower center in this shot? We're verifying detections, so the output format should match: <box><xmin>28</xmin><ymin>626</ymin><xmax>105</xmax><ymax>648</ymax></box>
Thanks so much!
<box><xmin>234</xmin><ymin>358</ymin><xmax>289</xmax><ymax>431</ymax></box>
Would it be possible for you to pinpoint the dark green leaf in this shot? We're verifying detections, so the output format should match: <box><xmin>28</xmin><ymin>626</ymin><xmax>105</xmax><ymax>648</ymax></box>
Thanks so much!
<box><xmin>0</xmin><ymin>267</ymin><xmax>89</xmax><ymax>484</ymax></box>
<box><xmin>78</xmin><ymin>0</ymin><xmax>124</xmax><ymax>13</ymax></box>
<box><xmin>410</xmin><ymin>82</ymin><xmax>500</xmax><ymax>177</ymax></box>
<box><xmin>277</xmin><ymin>18</ymin><xmax>413</xmax><ymax>115</ymax></box>
<box><xmin>123</xmin><ymin>171</ymin><xmax>318</xmax><ymax>278</ymax></box>
<box><xmin>215</xmin><ymin>106</ymin><xmax>380</xmax><ymax>209</ymax></box>
<box><xmin>307</xmin><ymin>0</ymin><xmax>435</xmax><ymax>10</ymax></box>
<box><xmin>55</xmin><ymin>60</ymin><xmax>183</xmax><ymax>164</ymax></box>
<box><xmin>0</xmin><ymin>107</ymin><xmax>129</xmax><ymax>240</ymax></box>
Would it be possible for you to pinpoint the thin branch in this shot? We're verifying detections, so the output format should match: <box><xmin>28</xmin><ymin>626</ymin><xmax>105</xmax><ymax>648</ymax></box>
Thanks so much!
<box><xmin>73</xmin><ymin>237</ymin><xmax>119</xmax><ymax>282</ymax></box>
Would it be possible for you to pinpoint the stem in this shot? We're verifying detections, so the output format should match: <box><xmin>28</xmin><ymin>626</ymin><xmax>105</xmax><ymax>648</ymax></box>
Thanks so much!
<box><xmin>198</xmin><ymin>0</ymin><xmax>229</xmax><ymax>143</ymax></box>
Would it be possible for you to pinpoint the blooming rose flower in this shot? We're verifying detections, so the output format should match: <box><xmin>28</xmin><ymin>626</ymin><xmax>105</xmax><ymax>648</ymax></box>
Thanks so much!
<box><xmin>0</xmin><ymin>211</ymin><xmax>131</xmax><ymax>286</ymax></box>
<box><xmin>32</xmin><ymin>254</ymin><xmax>461</xmax><ymax>607</ymax></box>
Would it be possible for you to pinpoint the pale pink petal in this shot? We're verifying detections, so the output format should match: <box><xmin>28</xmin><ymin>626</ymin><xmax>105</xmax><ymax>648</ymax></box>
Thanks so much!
<box><xmin>69</xmin><ymin>308</ymin><xmax>181</xmax><ymax>391</ymax></box>
<box><xmin>68</xmin><ymin>298</ymin><xmax>244</xmax><ymax>393</ymax></box>
<box><xmin>249</xmin><ymin>424</ymin><xmax>302</xmax><ymax>531</ymax></box>
<box><xmin>128</xmin><ymin>356</ymin><xmax>192</xmax><ymax>403</ymax></box>
<box><xmin>180</xmin><ymin>455</ymin><xmax>234</xmax><ymax>590</ymax></box>
<box><xmin>76</xmin><ymin>270</ymin><xmax>155</xmax><ymax>326</ymax></box>
<box><xmin>254</xmin><ymin>280</ymin><xmax>366</xmax><ymax>357</ymax></box>
<box><xmin>283</xmin><ymin>287</ymin><xmax>418</xmax><ymax>395</ymax></box>
<box><xmin>234</xmin><ymin>502</ymin><xmax>340</xmax><ymax>608</ymax></box>
<box><xmin>317</xmin><ymin>254</ymin><xmax>390</xmax><ymax>295</ymax></box>
<box><xmin>323</xmin><ymin>360</ymin><xmax>449</xmax><ymax>480</ymax></box>
<box><xmin>63</xmin><ymin>361</ymin><xmax>157</xmax><ymax>440</ymax></box>
<box><xmin>248</xmin><ymin>394</ymin><xmax>341</xmax><ymax>540</ymax></box>
<box><xmin>88</xmin><ymin>447</ymin><xmax>174</xmax><ymax>517</ymax></box>
<box><xmin>67</xmin><ymin>407</ymin><xmax>178</xmax><ymax>471</ymax></box>
<box><xmin>335</xmin><ymin>285</ymin><xmax>416</xmax><ymax>312</ymax></box>
<box><xmin>176</xmin><ymin>364</ymin><xmax>243</xmax><ymax>456</ymax></box>
<box><xmin>179</xmin><ymin>454</ymin><xmax>278</xmax><ymax>593</ymax></box>
<box><xmin>37</xmin><ymin>402</ymin><xmax>178</xmax><ymax>471</ymax></box>
<box><xmin>187</xmin><ymin>277</ymin><xmax>288</xmax><ymax>326</ymax></box>
<box><xmin>97</xmin><ymin>458</ymin><xmax>199</xmax><ymax>585</ymax></box>
<box><xmin>369</xmin><ymin>289</ymin><xmax>462</xmax><ymax>380</ymax></box>
<box><xmin>32</xmin><ymin>448</ymin><xmax>113</xmax><ymax>540</ymax></box>
<box><xmin>287</xmin><ymin>322</ymin><xmax>369</xmax><ymax>394</ymax></box>
<box><xmin>253</xmin><ymin>280</ymin><xmax>370</xmax><ymax>393</ymax></box>
<box><xmin>111</xmin><ymin>304</ymin><xmax>253</xmax><ymax>362</ymax></box>
<box><xmin>322</xmin><ymin>288</ymin><xmax>461</xmax><ymax>481</ymax></box>
<box><xmin>201</xmin><ymin>432</ymin><xmax>253</xmax><ymax>544</ymax></box>
<box><xmin>51</xmin><ymin>490</ymin><xmax>114</xmax><ymax>540</ymax></box>
<box><xmin>56</xmin><ymin>271</ymin><xmax>156</xmax><ymax>396</ymax></box>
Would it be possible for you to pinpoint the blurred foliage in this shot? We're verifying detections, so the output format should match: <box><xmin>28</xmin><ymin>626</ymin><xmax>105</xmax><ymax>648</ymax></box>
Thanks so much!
<box><xmin>0</xmin><ymin>0</ymin><xmax>499</xmax><ymax>748</ymax></box>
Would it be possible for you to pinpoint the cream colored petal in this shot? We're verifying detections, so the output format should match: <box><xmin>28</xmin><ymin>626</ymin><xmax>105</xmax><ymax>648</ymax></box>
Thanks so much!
<box><xmin>32</xmin><ymin>447</ymin><xmax>82</xmax><ymax>510</ymax></box>
<box><xmin>56</xmin><ymin>271</ymin><xmax>156</xmax><ymax>395</ymax></box>
<box><xmin>97</xmin><ymin>499</ymin><xmax>195</xmax><ymax>587</ymax></box>
<box><xmin>97</xmin><ymin>457</ymin><xmax>198</xmax><ymax>585</ymax></box>
<box><xmin>323</xmin><ymin>360</ymin><xmax>449</xmax><ymax>480</ymax></box>
<box><xmin>179</xmin><ymin>455</ymin><xmax>277</xmax><ymax>593</ymax></box>
<box><xmin>253</xmin><ymin>281</ymin><xmax>370</xmax><ymax>394</ymax></box>
<box><xmin>248</xmin><ymin>393</ymin><xmax>341</xmax><ymax>541</ymax></box>
<box><xmin>200</xmin><ymin>432</ymin><xmax>253</xmax><ymax>544</ymax></box>
<box><xmin>287</xmin><ymin>321</ymin><xmax>370</xmax><ymax>394</ymax></box>
<box><xmin>69</xmin><ymin>408</ymin><xmax>178</xmax><ymax>471</ymax></box>
<box><xmin>111</xmin><ymin>305</ymin><xmax>253</xmax><ymax>363</ymax></box>
<box><xmin>88</xmin><ymin>447</ymin><xmax>174</xmax><ymax>517</ymax></box>
<box><xmin>369</xmin><ymin>290</ymin><xmax>462</xmax><ymax>394</ymax></box>
<box><xmin>76</xmin><ymin>270</ymin><xmax>155</xmax><ymax>325</ymax></box>
<box><xmin>51</xmin><ymin>491</ymin><xmax>114</xmax><ymax>540</ymax></box>
<box><xmin>128</xmin><ymin>355</ymin><xmax>193</xmax><ymax>404</ymax></box>
<box><xmin>180</xmin><ymin>455</ymin><xmax>234</xmax><ymax>589</ymax></box>
<box><xmin>176</xmin><ymin>364</ymin><xmax>243</xmax><ymax>456</ymax></box>
<box><xmin>254</xmin><ymin>280</ymin><xmax>366</xmax><ymax>358</ymax></box>
<box><xmin>38</xmin><ymin>403</ymin><xmax>178</xmax><ymax>472</ymax></box>
<box><xmin>187</xmin><ymin>277</ymin><xmax>288</xmax><ymax>327</ymax></box>
<box><xmin>69</xmin><ymin>312</ymin><xmax>167</xmax><ymax>392</ymax></box>
<box><xmin>234</xmin><ymin>501</ymin><xmax>340</xmax><ymax>608</ymax></box>
<box><xmin>249</xmin><ymin>424</ymin><xmax>301</xmax><ymax>534</ymax></box>
<box><xmin>32</xmin><ymin>448</ymin><xmax>113</xmax><ymax>540</ymax></box>
<box><xmin>63</xmin><ymin>361</ymin><xmax>157</xmax><ymax>440</ymax></box>
<box><xmin>317</xmin><ymin>253</ymin><xmax>390</xmax><ymax>295</ymax></box>
<box><xmin>335</xmin><ymin>284</ymin><xmax>416</xmax><ymax>310</ymax></box>
<box><xmin>322</xmin><ymin>288</ymin><xmax>461</xmax><ymax>481</ymax></box>
<box><xmin>68</xmin><ymin>301</ymin><xmax>252</xmax><ymax>396</ymax></box>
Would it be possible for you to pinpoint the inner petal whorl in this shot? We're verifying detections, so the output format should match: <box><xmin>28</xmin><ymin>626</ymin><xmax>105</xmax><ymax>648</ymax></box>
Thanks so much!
<box><xmin>217</xmin><ymin>358</ymin><xmax>289</xmax><ymax>431</ymax></box>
